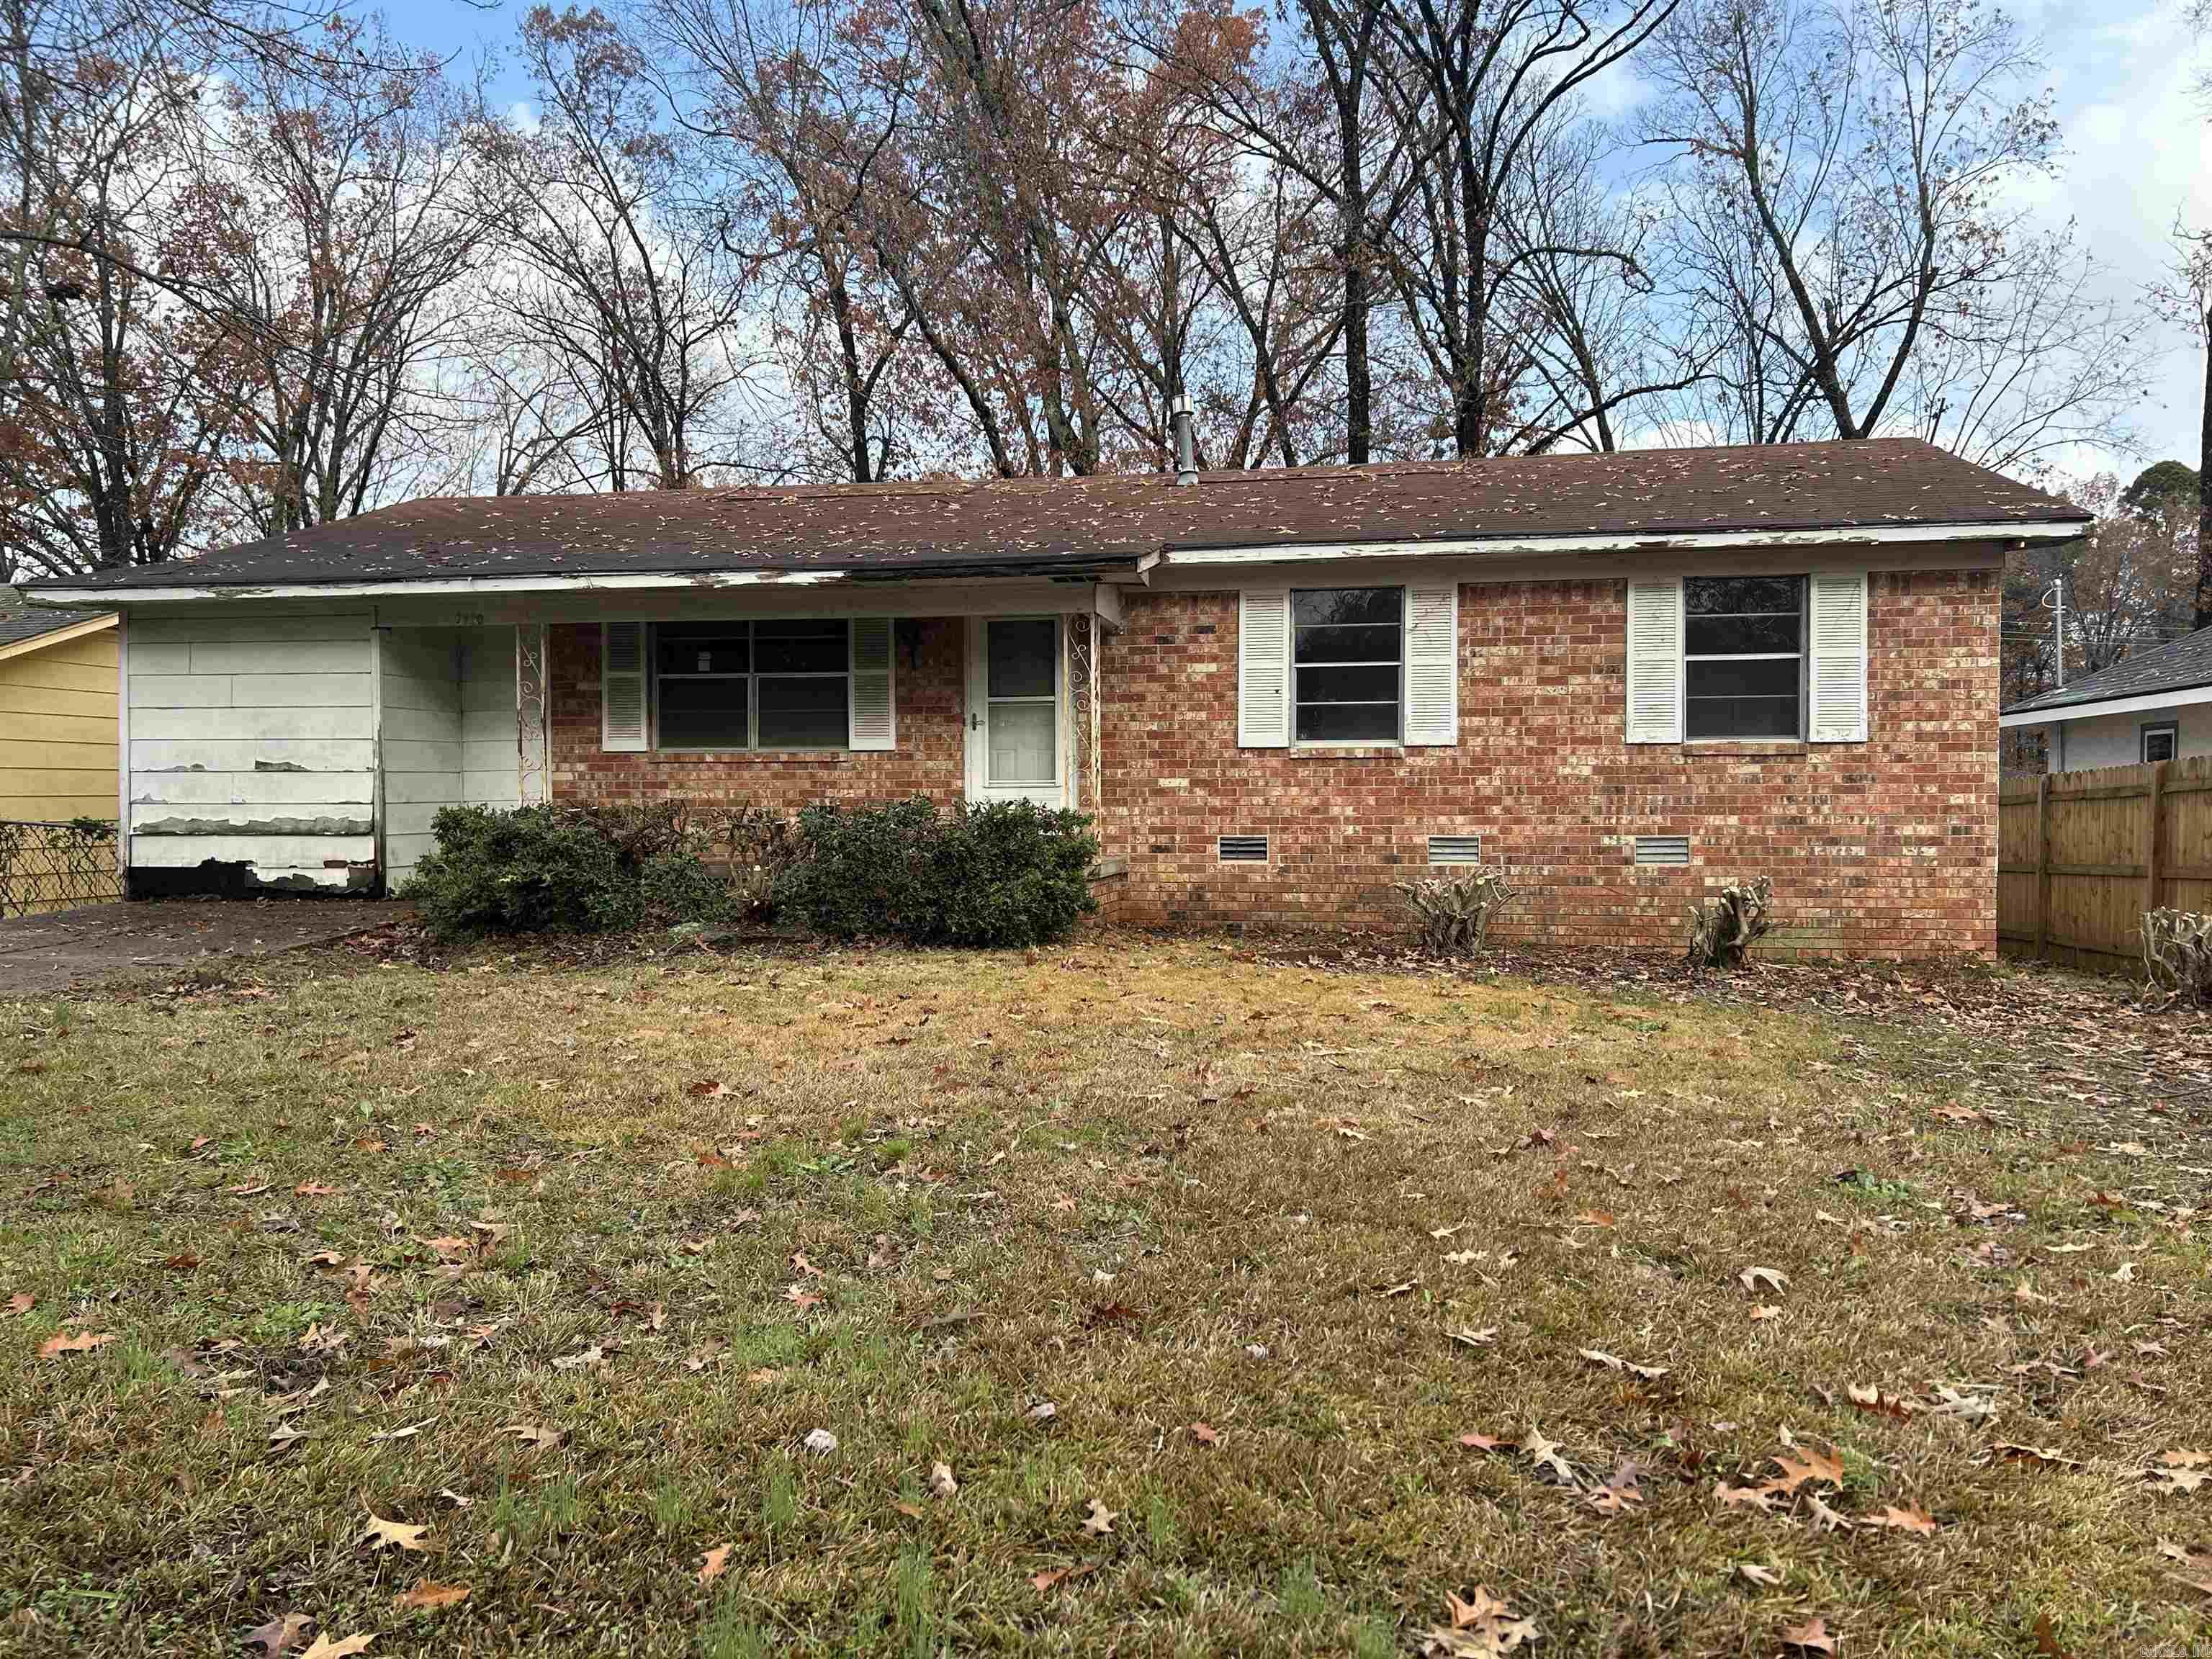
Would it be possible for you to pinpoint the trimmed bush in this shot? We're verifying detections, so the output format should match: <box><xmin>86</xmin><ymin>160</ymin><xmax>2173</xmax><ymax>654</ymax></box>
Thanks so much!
<box><xmin>1685</xmin><ymin>876</ymin><xmax>1775</xmax><ymax>970</ymax></box>
<box><xmin>1397</xmin><ymin>863</ymin><xmax>1516</xmax><ymax>955</ymax></box>
<box><xmin>2143</xmin><ymin>907</ymin><xmax>2212</xmax><ymax>1005</ymax></box>
<box><xmin>403</xmin><ymin>803</ymin><xmax>745</xmax><ymax>938</ymax></box>
<box><xmin>776</xmin><ymin>796</ymin><xmax>1099</xmax><ymax>948</ymax></box>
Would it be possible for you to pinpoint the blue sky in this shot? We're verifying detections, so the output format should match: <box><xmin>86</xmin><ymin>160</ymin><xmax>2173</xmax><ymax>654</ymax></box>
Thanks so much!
<box><xmin>383</xmin><ymin>0</ymin><xmax>2212</xmax><ymax>480</ymax></box>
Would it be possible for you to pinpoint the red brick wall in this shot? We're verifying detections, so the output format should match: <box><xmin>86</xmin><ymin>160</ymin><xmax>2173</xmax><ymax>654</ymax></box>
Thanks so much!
<box><xmin>543</xmin><ymin>573</ymin><xmax>2000</xmax><ymax>958</ymax></box>
<box><xmin>545</xmin><ymin>619</ymin><xmax>967</xmax><ymax>810</ymax></box>
<box><xmin>1094</xmin><ymin>573</ymin><xmax>2000</xmax><ymax>958</ymax></box>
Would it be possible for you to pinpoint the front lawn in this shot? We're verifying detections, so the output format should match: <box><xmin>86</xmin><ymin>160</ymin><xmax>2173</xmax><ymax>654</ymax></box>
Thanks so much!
<box><xmin>0</xmin><ymin>935</ymin><xmax>2206</xmax><ymax>1656</ymax></box>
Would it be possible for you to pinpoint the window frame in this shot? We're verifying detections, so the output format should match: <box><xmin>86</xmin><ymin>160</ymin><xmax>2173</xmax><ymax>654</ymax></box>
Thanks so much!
<box><xmin>1681</xmin><ymin>575</ymin><xmax>1809</xmax><ymax>742</ymax></box>
<box><xmin>649</xmin><ymin>619</ymin><xmax>853</xmax><ymax>754</ymax></box>
<box><xmin>1290</xmin><ymin>585</ymin><xmax>1406</xmax><ymax>748</ymax></box>
<box><xmin>2141</xmin><ymin>720</ymin><xmax>2180</xmax><ymax>765</ymax></box>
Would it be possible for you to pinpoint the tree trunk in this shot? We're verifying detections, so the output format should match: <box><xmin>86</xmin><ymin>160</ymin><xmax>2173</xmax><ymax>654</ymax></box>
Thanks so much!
<box><xmin>1341</xmin><ymin>131</ymin><xmax>1371</xmax><ymax>464</ymax></box>
<box><xmin>2198</xmin><ymin>321</ymin><xmax>2211</xmax><ymax>631</ymax></box>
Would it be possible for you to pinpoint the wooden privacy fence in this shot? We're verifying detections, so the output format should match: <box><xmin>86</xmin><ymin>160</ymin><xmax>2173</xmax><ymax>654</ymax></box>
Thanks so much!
<box><xmin>1998</xmin><ymin>755</ymin><xmax>2212</xmax><ymax>972</ymax></box>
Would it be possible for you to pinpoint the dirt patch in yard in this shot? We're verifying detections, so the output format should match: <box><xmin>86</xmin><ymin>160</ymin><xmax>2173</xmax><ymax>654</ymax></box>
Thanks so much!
<box><xmin>0</xmin><ymin>898</ymin><xmax>408</xmax><ymax>997</ymax></box>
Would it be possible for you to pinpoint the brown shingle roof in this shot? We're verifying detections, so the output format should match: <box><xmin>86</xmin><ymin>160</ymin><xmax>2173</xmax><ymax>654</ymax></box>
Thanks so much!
<box><xmin>34</xmin><ymin>439</ymin><xmax>2086</xmax><ymax>593</ymax></box>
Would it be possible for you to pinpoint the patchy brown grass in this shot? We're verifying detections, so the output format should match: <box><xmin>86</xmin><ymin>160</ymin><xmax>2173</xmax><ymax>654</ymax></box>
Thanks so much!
<box><xmin>0</xmin><ymin>934</ymin><xmax>2206</xmax><ymax>1657</ymax></box>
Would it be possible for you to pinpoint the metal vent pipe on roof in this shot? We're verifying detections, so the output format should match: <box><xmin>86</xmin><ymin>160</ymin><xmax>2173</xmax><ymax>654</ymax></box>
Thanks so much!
<box><xmin>1170</xmin><ymin>397</ymin><xmax>1197</xmax><ymax>487</ymax></box>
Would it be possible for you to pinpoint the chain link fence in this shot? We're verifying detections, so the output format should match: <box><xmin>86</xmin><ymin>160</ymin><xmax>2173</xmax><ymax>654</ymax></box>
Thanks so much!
<box><xmin>0</xmin><ymin>819</ymin><xmax>122</xmax><ymax>917</ymax></box>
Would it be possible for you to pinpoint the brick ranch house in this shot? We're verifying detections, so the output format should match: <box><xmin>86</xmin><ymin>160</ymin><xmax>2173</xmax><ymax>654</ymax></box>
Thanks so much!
<box><xmin>25</xmin><ymin>438</ymin><xmax>2088</xmax><ymax>956</ymax></box>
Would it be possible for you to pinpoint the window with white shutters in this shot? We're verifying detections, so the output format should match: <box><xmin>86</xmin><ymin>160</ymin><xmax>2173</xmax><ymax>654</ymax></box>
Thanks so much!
<box><xmin>1685</xmin><ymin>576</ymin><xmax>1804</xmax><ymax>739</ymax></box>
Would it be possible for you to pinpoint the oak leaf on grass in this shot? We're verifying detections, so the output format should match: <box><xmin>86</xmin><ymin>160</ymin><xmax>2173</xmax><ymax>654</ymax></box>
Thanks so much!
<box><xmin>696</xmin><ymin>1543</ymin><xmax>731</xmax><ymax>1586</ymax></box>
<box><xmin>37</xmin><ymin>1330</ymin><xmax>113</xmax><ymax>1359</ymax></box>
<box><xmin>361</xmin><ymin>1511</ymin><xmax>431</xmax><ymax>1552</ymax></box>
<box><xmin>298</xmin><ymin>1634</ymin><xmax>374</xmax><ymax>1659</ymax></box>
<box><xmin>395</xmin><ymin>1581</ymin><xmax>469</xmax><ymax>1611</ymax></box>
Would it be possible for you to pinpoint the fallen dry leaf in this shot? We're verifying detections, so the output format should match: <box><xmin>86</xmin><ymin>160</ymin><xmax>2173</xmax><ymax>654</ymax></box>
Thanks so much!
<box><xmin>1424</xmin><ymin>1584</ymin><xmax>1538</xmax><ymax>1655</ymax></box>
<box><xmin>1738</xmin><ymin>1266</ymin><xmax>1788</xmax><ymax>1295</ymax></box>
<box><xmin>360</xmin><ymin>1511</ymin><xmax>431</xmax><ymax>1552</ymax></box>
<box><xmin>696</xmin><ymin>1542</ymin><xmax>731</xmax><ymax>1586</ymax></box>
<box><xmin>1190</xmin><ymin>1422</ymin><xmax>1219</xmax><ymax>1445</ymax></box>
<box><xmin>37</xmin><ymin>1329</ymin><xmax>114</xmax><ymax>1359</ymax></box>
<box><xmin>1029</xmin><ymin>1562</ymin><xmax>1096</xmax><ymax>1593</ymax></box>
<box><xmin>1080</xmin><ymin>1498</ymin><xmax>1117</xmax><ymax>1537</ymax></box>
<box><xmin>1780</xmin><ymin>1616</ymin><xmax>1837</xmax><ymax>1655</ymax></box>
<box><xmin>394</xmin><ymin>1581</ymin><xmax>469</xmax><ymax>1611</ymax></box>
<box><xmin>1736</xmin><ymin>1562</ymin><xmax>1782</xmax><ymax>1588</ymax></box>
<box><xmin>1867</xmin><ymin>1504</ymin><xmax>1938</xmax><ymax>1536</ymax></box>
<box><xmin>298</xmin><ymin>1634</ymin><xmax>374</xmax><ymax>1659</ymax></box>
<box><xmin>5</xmin><ymin>1291</ymin><xmax>32</xmax><ymax>1316</ymax></box>
<box><xmin>504</xmin><ymin>1424</ymin><xmax>563</xmax><ymax>1452</ymax></box>
<box><xmin>2149</xmin><ymin>1451</ymin><xmax>2211</xmax><ymax>1495</ymax></box>
<box><xmin>930</xmin><ymin>1460</ymin><xmax>958</xmax><ymax>1498</ymax></box>
<box><xmin>293</xmin><ymin>1182</ymin><xmax>340</xmax><ymax>1197</ymax></box>
<box><xmin>1992</xmin><ymin>1443</ymin><xmax>2082</xmax><ymax>1470</ymax></box>
<box><xmin>245</xmin><ymin>1613</ymin><xmax>313</xmax><ymax>1657</ymax></box>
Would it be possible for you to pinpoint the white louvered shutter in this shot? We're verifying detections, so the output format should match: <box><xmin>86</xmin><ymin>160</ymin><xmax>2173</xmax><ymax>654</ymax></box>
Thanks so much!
<box><xmin>1403</xmin><ymin>583</ymin><xmax>1459</xmax><ymax>745</ymax></box>
<box><xmin>1238</xmin><ymin>588</ymin><xmax>1290</xmax><ymax>748</ymax></box>
<box><xmin>848</xmin><ymin>616</ymin><xmax>896</xmax><ymax>750</ymax></box>
<box><xmin>1808</xmin><ymin>572</ymin><xmax>1869</xmax><ymax>742</ymax></box>
<box><xmin>1624</xmin><ymin>578</ymin><xmax>1683</xmax><ymax>744</ymax></box>
<box><xmin>601</xmin><ymin>621</ymin><xmax>647</xmax><ymax>751</ymax></box>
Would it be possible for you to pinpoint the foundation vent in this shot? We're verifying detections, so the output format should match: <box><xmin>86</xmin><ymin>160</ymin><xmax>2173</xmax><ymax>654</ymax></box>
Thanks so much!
<box><xmin>1632</xmin><ymin>834</ymin><xmax>1691</xmax><ymax>867</ymax></box>
<box><xmin>1217</xmin><ymin>835</ymin><xmax>1269</xmax><ymax>864</ymax></box>
<box><xmin>1426</xmin><ymin>834</ymin><xmax>1483</xmax><ymax>866</ymax></box>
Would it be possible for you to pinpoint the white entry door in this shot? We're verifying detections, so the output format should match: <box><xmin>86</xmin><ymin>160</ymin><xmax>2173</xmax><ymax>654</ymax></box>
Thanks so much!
<box><xmin>965</xmin><ymin>617</ymin><xmax>1066</xmax><ymax>807</ymax></box>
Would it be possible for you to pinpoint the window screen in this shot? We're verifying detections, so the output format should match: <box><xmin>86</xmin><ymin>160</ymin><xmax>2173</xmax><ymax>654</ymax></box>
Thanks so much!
<box><xmin>2142</xmin><ymin>723</ymin><xmax>2178</xmax><ymax>764</ymax></box>
<box><xmin>1683</xmin><ymin>576</ymin><xmax>1804</xmax><ymax>739</ymax></box>
<box><xmin>655</xmin><ymin>620</ymin><xmax>850</xmax><ymax>750</ymax></box>
<box><xmin>1292</xmin><ymin>588</ymin><xmax>1401</xmax><ymax>744</ymax></box>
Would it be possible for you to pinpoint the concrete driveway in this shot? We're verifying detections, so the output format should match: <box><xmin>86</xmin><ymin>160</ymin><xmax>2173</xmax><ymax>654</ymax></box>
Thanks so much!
<box><xmin>0</xmin><ymin>898</ymin><xmax>405</xmax><ymax>997</ymax></box>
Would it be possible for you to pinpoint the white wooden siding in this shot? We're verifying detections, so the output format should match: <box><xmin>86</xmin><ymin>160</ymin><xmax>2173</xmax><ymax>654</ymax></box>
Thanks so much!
<box><xmin>125</xmin><ymin>611</ymin><xmax>377</xmax><ymax>889</ymax></box>
<box><xmin>461</xmin><ymin>629</ymin><xmax>521</xmax><ymax>809</ymax></box>
<box><xmin>379</xmin><ymin>629</ymin><xmax>463</xmax><ymax>886</ymax></box>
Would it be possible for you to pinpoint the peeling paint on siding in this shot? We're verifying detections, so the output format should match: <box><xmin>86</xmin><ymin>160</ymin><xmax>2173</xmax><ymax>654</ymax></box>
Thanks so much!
<box><xmin>135</xmin><ymin>814</ymin><xmax>375</xmax><ymax>837</ymax></box>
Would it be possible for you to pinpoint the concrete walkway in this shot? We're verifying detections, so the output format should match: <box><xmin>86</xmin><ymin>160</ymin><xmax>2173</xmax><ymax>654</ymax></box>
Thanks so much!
<box><xmin>0</xmin><ymin>898</ymin><xmax>405</xmax><ymax>997</ymax></box>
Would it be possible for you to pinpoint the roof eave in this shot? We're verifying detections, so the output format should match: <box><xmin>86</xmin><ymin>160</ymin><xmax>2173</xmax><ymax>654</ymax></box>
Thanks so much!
<box><xmin>27</xmin><ymin>554</ymin><xmax>1155</xmax><ymax>606</ymax></box>
<box><xmin>2000</xmin><ymin>681</ymin><xmax>2212</xmax><ymax>727</ymax></box>
<box><xmin>1165</xmin><ymin>516</ymin><xmax>2089</xmax><ymax>565</ymax></box>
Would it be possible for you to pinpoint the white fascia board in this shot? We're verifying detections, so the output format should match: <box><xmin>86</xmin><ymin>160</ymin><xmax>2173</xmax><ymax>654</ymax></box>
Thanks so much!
<box><xmin>36</xmin><ymin>558</ymin><xmax>1153</xmax><ymax>608</ymax></box>
<box><xmin>1998</xmin><ymin>683</ymin><xmax>2212</xmax><ymax>728</ymax></box>
<box><xmin>32</xmin><ymin>569</ymin><xmax>855</xmax><ymax>606</ymax></box>
<box><xmin>1165</xmin><ymin>518</ymin><xmax>2088</xmax><ymax>567</ymax></box>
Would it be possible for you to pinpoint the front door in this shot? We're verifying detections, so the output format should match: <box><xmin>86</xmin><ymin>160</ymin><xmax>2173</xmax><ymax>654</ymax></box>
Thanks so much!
<box><xmin>965</xmin><ymin>617</ymin><xmax>1066</xmax><ymax>807</ymax></box>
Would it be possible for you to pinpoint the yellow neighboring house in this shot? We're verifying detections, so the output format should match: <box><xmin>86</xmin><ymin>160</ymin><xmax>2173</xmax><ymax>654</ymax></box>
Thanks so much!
<box><xmin>0</xmin><ymin>604</ymin><xmax>119</xmax><ymax>912</ymax></box>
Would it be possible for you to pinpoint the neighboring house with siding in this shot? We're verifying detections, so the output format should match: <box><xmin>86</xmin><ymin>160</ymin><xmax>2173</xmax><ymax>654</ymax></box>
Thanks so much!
<box><xmin>2000</xmin><ymin>623</ymin><xmax>2212</xmax><ymax>772</ymax></box>
<box><xmin>23</xmin><ymin>438</ymin><xmax>2088</xmax><ymax>956</ymax></box>
<box><xmin>0</xmin><ymin>606</ymin><xmax>118</xmax><ymax>822</ymax></box>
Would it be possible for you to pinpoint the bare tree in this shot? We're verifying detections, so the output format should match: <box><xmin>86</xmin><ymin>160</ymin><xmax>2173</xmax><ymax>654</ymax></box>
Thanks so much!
<box><xmin>476</xmin><ymin>4</ymin><xmax>757</xmax><ymax>491</ymax></box>
<box><xmin>1377</xmin><ymin>0</ymin><xmax>1676</xmax><ymax>457</ymax></box>
<box><xmin>644</xmin><ymin>0</ymin><xmax>925</xmax><ymax>482</ymax></box>
<box><xmin>2152</xmin><ymin>228</ymin><xmax>2212</xmax><ymax>627</ymax></box>
<box><xmin>1643</xmin><ymin>0</ymin><xmax>2142</xmax><ymax>472</ymax></box>
<box><xmin>185</xmin><ymin>17</ymin><xmax>484</xmax><ymax>534</ymax></box>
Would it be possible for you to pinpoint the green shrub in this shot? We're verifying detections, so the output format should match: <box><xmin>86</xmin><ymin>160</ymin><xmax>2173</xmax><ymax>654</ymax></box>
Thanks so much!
<box><xmin>776</xmin><ymin>796</ymin><xmax>1098</xmax><ymax>948</ymax></box>
<box><xmin>402</xmin><ymin>803</ymin><xmax>747</xmax><ymax>938</ymax></box>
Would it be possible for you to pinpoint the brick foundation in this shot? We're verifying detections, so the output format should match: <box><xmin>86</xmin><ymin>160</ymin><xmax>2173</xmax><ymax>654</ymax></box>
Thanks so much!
<box><xmin>542</xmin><ymin>572</ymin><xmax>2000</xmax><ymax>958</ymax></box>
